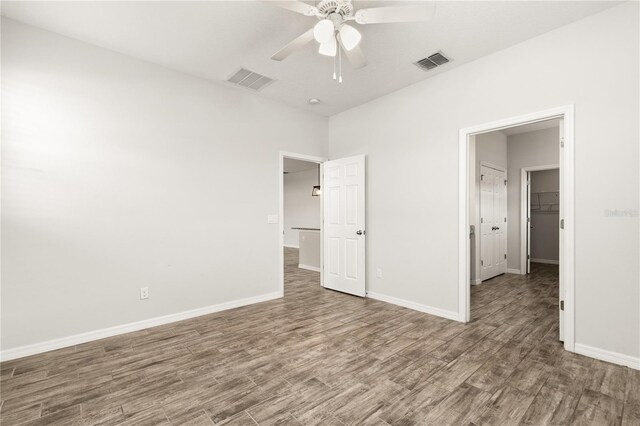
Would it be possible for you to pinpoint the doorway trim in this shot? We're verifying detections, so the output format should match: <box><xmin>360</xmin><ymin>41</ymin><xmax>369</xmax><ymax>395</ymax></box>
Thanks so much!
<box><xmin>458</xmin><ymin>105</ymin><xmax>575</xmax><ymax>352</ymax></box>
<box><xmin>279</xmin><ymin>151</ymin><xmax>327</xmax><ymax>297</ymax></box>
<box><xmin>520</xmin><ymin>165</ymin><xmax>560</xmax><ymax>275</ymax></box>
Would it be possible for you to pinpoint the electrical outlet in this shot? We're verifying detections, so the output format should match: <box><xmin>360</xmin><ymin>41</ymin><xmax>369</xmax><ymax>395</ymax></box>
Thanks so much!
<box><xmin>140</xmin><ymin>287</ymin><xmax>149</xmax><ymax>300</ymax></box>
<box><xmin>376</xmin><ymin>268</ymin><xmax>383</xmax><ymax>279</ymax></box>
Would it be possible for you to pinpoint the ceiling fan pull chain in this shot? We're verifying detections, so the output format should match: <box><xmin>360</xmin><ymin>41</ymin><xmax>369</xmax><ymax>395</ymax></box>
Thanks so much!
<box><xmin>333</xmin><ymin>48</ymin><xmax>337</xmax><ymax>80</ymax></box>
<box><xmin>338</xmin><ymin>43</ymin><xmax>343</xmax><ymax>83</ymax></box>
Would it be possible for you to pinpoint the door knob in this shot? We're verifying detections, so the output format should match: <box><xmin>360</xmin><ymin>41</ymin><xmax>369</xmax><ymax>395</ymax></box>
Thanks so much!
<box><xmin>356</xmin><ymin>230</ymin><xmax>364</xmax><ymax>235</ymax></box>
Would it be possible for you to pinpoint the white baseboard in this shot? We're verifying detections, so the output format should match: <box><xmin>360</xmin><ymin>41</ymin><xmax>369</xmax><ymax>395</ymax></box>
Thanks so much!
<box><xmin>284</xmin><ymin>244</ymin><xmax>299</xmax><ymax>249</ymax></box>
<box><xmin>471</xmin><ymin>279</ymin><xmax>482</xmax><ymax>285</ymax></box>
<box><xmin>367</xmin><ymin>291</ymin><xmax>459</xmax><ymax>322</ymax></box>
<box><xmin>574</xmin><ymin>343</ymin><xmax>640</xmax><ymax>370</ymax></box>
<box><xmin>530</xmin><ymin>258</ymin><xmax>559</xmax><ymax>265</ymax></box>
<box><xmin>298</xmin><ymin>264</ymin><xmax>321</xmax><ymax>272</ymax></box>
<box><xmin>0</xmin><ymin>292</ymin><xmax>281</xmax><ymax>362</ymax></box>
<box><xmin>507</xmin><ymin>268</ymin><xmax>525</xmax><ymax>274</ymax></box>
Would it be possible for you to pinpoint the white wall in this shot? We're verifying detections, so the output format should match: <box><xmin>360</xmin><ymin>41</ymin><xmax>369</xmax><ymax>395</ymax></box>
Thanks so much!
<box><xmin>506</xmin><ymin>127</ymin><xmax>559</xmax><ymax>270</ymax></box>
<box><xmin>530</xmin><ymin>169</ymin><xmax>560</xmax><ymax>262</ymax></box>
<box><xmin>328</xmin><ymin>3</ymin><xmax>639</xmax><ymax>359</ymax></box>
<box><xmin>298</xmin><ymin>230</ymin><xmax>321</xmax><ymax>270</ymax></box>
<box><xmin>476</xmin><ymin>132</ymin><xmax>508</xmax><ymax>170</ymax></box>
<box><xmin>470</xmin><ymin>131</ymin><xmax>508</xmax><ymax>282</ymax></box>
<box><xmin>283</xmin><ymin>169</ymin><xmax>321</xmax><ymax>247</ymax></box>
<box><xmin>1</xmin><ymin>19</ymin><xmax>327</xmax><ymax>351</ymax></box>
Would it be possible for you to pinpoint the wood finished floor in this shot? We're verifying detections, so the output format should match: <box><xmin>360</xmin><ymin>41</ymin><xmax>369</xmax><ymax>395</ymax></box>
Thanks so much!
<box><xmin>1</xmin><ymin>249</ymin><xmax>638</xmax><ymax>425</ymax></box>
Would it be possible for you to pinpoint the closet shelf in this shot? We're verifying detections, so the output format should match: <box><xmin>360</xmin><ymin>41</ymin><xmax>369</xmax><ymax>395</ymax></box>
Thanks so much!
<box><xmin>531</xmin><ymin>190</ymin><xmax>560</xmax><ymax>213</ymax></box>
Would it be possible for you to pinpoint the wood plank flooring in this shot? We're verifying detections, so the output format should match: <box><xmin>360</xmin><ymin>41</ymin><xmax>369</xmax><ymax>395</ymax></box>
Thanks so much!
<box><xmin>1</xmin><ymin>249</ymin><xmax>638</xmax><ymax>425</ymax></box>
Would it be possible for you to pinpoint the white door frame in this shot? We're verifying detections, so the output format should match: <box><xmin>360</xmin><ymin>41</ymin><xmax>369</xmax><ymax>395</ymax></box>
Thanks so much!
<box><xmin>458</xmin><ymin>105</ymin><xmax>575</xmax><ymax>352</ymax></box>
<box><xmin>520</xmin><ymin>165</ymin><xmax>559</xmax><ymax>275</ymax></box>
<box><xmin>279</xmin><ymin>151</ymin><xmax>327</xmax><ymax>297</ymax></box>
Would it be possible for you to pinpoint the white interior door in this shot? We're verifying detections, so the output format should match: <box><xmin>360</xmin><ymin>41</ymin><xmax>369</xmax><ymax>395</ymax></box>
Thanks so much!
<box><xmin>323</xmin><ymin>155</ymin><xmax>366</xmax><ymax>297</ymax></box>
<box><xmin>480</xmin><ymin>165</ymin><xmax>507</xmax><ymax>281</ymax></box>
<box><xmin>558</xmin><ymin>119</ymin><xmax>565</xmax><ymax>341</ymax></box>
<box><xmin>526</xmin><ymin>171</ymin><xmax>531</xmax><ymax>274</ymax></box>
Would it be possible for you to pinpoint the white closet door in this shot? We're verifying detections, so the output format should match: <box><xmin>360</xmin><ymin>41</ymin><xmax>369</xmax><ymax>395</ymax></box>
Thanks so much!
<box><xmin>480</xmin><ymin>165</ymin><xmax>507</xmax><ymax>281</ymax></box>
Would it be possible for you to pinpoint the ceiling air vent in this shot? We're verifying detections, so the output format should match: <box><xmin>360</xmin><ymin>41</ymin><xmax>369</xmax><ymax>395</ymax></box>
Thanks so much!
<box><xmin>227</xmin><ymin>68</ymin><xmax>274</xmax><ymax>91</ymax></box>
<box><xmin>414</xmin><ymin>51</ymin><xmax>451</xmax><ymax>71</ymax></box>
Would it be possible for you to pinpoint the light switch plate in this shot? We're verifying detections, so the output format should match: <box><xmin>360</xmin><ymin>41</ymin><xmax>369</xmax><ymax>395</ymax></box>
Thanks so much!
<box><xmin>267</xmin><ymin>214</ymin><xmax>279</xmax><ymax>224</ymax></box>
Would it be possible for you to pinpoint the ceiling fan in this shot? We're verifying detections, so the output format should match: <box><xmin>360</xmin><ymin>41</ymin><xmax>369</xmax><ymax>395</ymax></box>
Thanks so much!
<box><xmin>265</xmin><ymin>0</ymin><xmax>435</xmax><ymax>81</ymax></box>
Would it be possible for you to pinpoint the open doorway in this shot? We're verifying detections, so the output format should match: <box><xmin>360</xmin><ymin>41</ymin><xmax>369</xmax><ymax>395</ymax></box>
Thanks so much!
<box><xmin>459</xmin><ymin>105</ymin><xmax>575</xmax><ymax>352</ymax></box>
<box><xmin>469</xmin><ymin>119</ymin><xmax>562</xmax><ymax>331</ymax></box>
<box><xmin>279</xmin><ymin>154</ymin><xmax>325</xmax><ymax>297</ymax></box>
<box><xmin>523</xmin><ymin>167</ymin><xmax>560</xmax><ymax>274</ymax></box>
<box><xmin>278</xmin><ymin>152</ymin><xmax>368</xmax><ymax>298</ymax></box>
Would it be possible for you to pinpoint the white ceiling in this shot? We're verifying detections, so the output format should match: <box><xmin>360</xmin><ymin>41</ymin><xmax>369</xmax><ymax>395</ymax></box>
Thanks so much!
<box><xmin>501</xmin><ymin>118</ymin><xmax>560</xmax><ymax>136</ymax></box>
<box><xmin>284</xmin><ymin>158</ymin><xmax>319</xmax><ymax>173</ymax></box>
<box><xmin>1</xmin><ymin>1</ymin><xmax>619</xmax><ymax>116</ymax></box>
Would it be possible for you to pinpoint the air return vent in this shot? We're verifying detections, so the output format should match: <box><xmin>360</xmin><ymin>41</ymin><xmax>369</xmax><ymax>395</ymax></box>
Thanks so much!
<box><xmin>227</xmin><ymin>68</ymin><xmax>274</xmax><ymax>91</ymax></box>
<box><xmin>414</xmin><ymin>51</ymin><xmax>451</xmax><ymax>71</ymax></box>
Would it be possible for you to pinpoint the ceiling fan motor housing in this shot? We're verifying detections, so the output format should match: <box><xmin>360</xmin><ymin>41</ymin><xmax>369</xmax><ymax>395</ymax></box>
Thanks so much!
<box><xmin>317</xmin><ymin>0</ymin><xmax>354</xmax><ymax>19</ymax></box>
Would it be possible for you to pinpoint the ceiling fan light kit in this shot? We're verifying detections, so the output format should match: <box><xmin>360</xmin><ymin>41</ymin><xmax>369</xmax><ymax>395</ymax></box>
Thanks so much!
<box><xmin>267</xmin><ymin>0</ymin><xmax>435</xmax><ymax>82</ymax></box>
<box><xmin>313</xmin><ymin>19</ymin><xmax>335</xmax><ymax>43</ymax></box>
<box><xmin>338</xmin><ymin>24</ymin><xmax>361</xmax><ymax>51</ymax></box>
<box><xmin>318</xmin><ymin>36</ymin><xmax>337</xmax><ymax>57</ymax></box>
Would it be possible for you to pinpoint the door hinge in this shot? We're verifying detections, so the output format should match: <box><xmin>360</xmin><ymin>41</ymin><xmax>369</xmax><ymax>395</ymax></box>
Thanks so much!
<box><xmin>527</xmin><ymin>254</ymin><xmax>530</xmax><ymax>259</ymax></box>
<box><xmin>504</xmin><ymin>254</ymin><xmax>507</xmax><ymax>259</ymax></box>
<box><xmin>481</xmin><ymin>174</ymin><xmax>484</xmax><ymax>181</ymax></box>
<box><xmin>560</xmin><ymin>137</ymin><xmax>565</xmax><ymax>148</ymax></box>
<box><xmin>504</xmin><ymin>179</ymin><xmax>507</xmax><ymax>185</ymax></box>
<box><xmin>481</xmin><ymin>260</ymin><xmax>484</xmax><ymax>266</ymax></box>
<box><xmin>504</xmin><ymin>217</ymin><xmax>507</xmax><ymax>222</ymax></box>
<box><xmin>481</xmin><ymin>218</ymin><xmax>484</xmax><ymax>223</ymax></box>
<box><xmin>560</xmin><ymin>219</ymin><xmax>565</xmax><ymax>229</ymax></box>
<box><xmin>560</xmin><ymin>300</ymin><xmax>564</xmax><ymax>311</ymax></box>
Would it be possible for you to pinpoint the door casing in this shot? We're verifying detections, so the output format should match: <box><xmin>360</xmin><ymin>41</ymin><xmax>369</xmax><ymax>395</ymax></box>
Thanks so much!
<box><xmin>458</xmin><ymin>105</ymin><xmax>575</xmax><ymax>353</ymax></box>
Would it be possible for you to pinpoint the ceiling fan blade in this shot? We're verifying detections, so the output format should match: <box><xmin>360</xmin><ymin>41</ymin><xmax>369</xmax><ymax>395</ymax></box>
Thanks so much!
<box><xmin>271</xmin><ymin>28</ymin><xmax>315</xmax><ymax>61</ymax></box>
<box><xmin>338</xmin><ymin>34</ymin><xmax>367</xmax><ymax>69</ymax></box>
<box><xmin>355</xmin><ymin>5</ymin><xmax>435</xmax><ymax>24</ymax></box>
<box><xmin>263</xmin><ymin>1</ymin><xmax>318</xmax><ymax>16</ymax></box>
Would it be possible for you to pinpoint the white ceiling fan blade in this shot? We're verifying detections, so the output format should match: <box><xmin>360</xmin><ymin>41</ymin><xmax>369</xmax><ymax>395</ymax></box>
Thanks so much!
<box><xmin>355</xmin><ymin>5</ymin><xmax>435</xmax><ymax>24</ymax></box>
<box><xmin>338</xmin><ymin>34</ymin><xmax>367</xmax><ymax>69</ymax></box>
<box><xmin>263</xmin><ymin>1</ymin><xmax>318</xmax><ymax>16</ymax></box>
<box><xmin>271</xmin><ymin>28</ymin><xmax>315</xmax><ymax>61</ymax></box>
